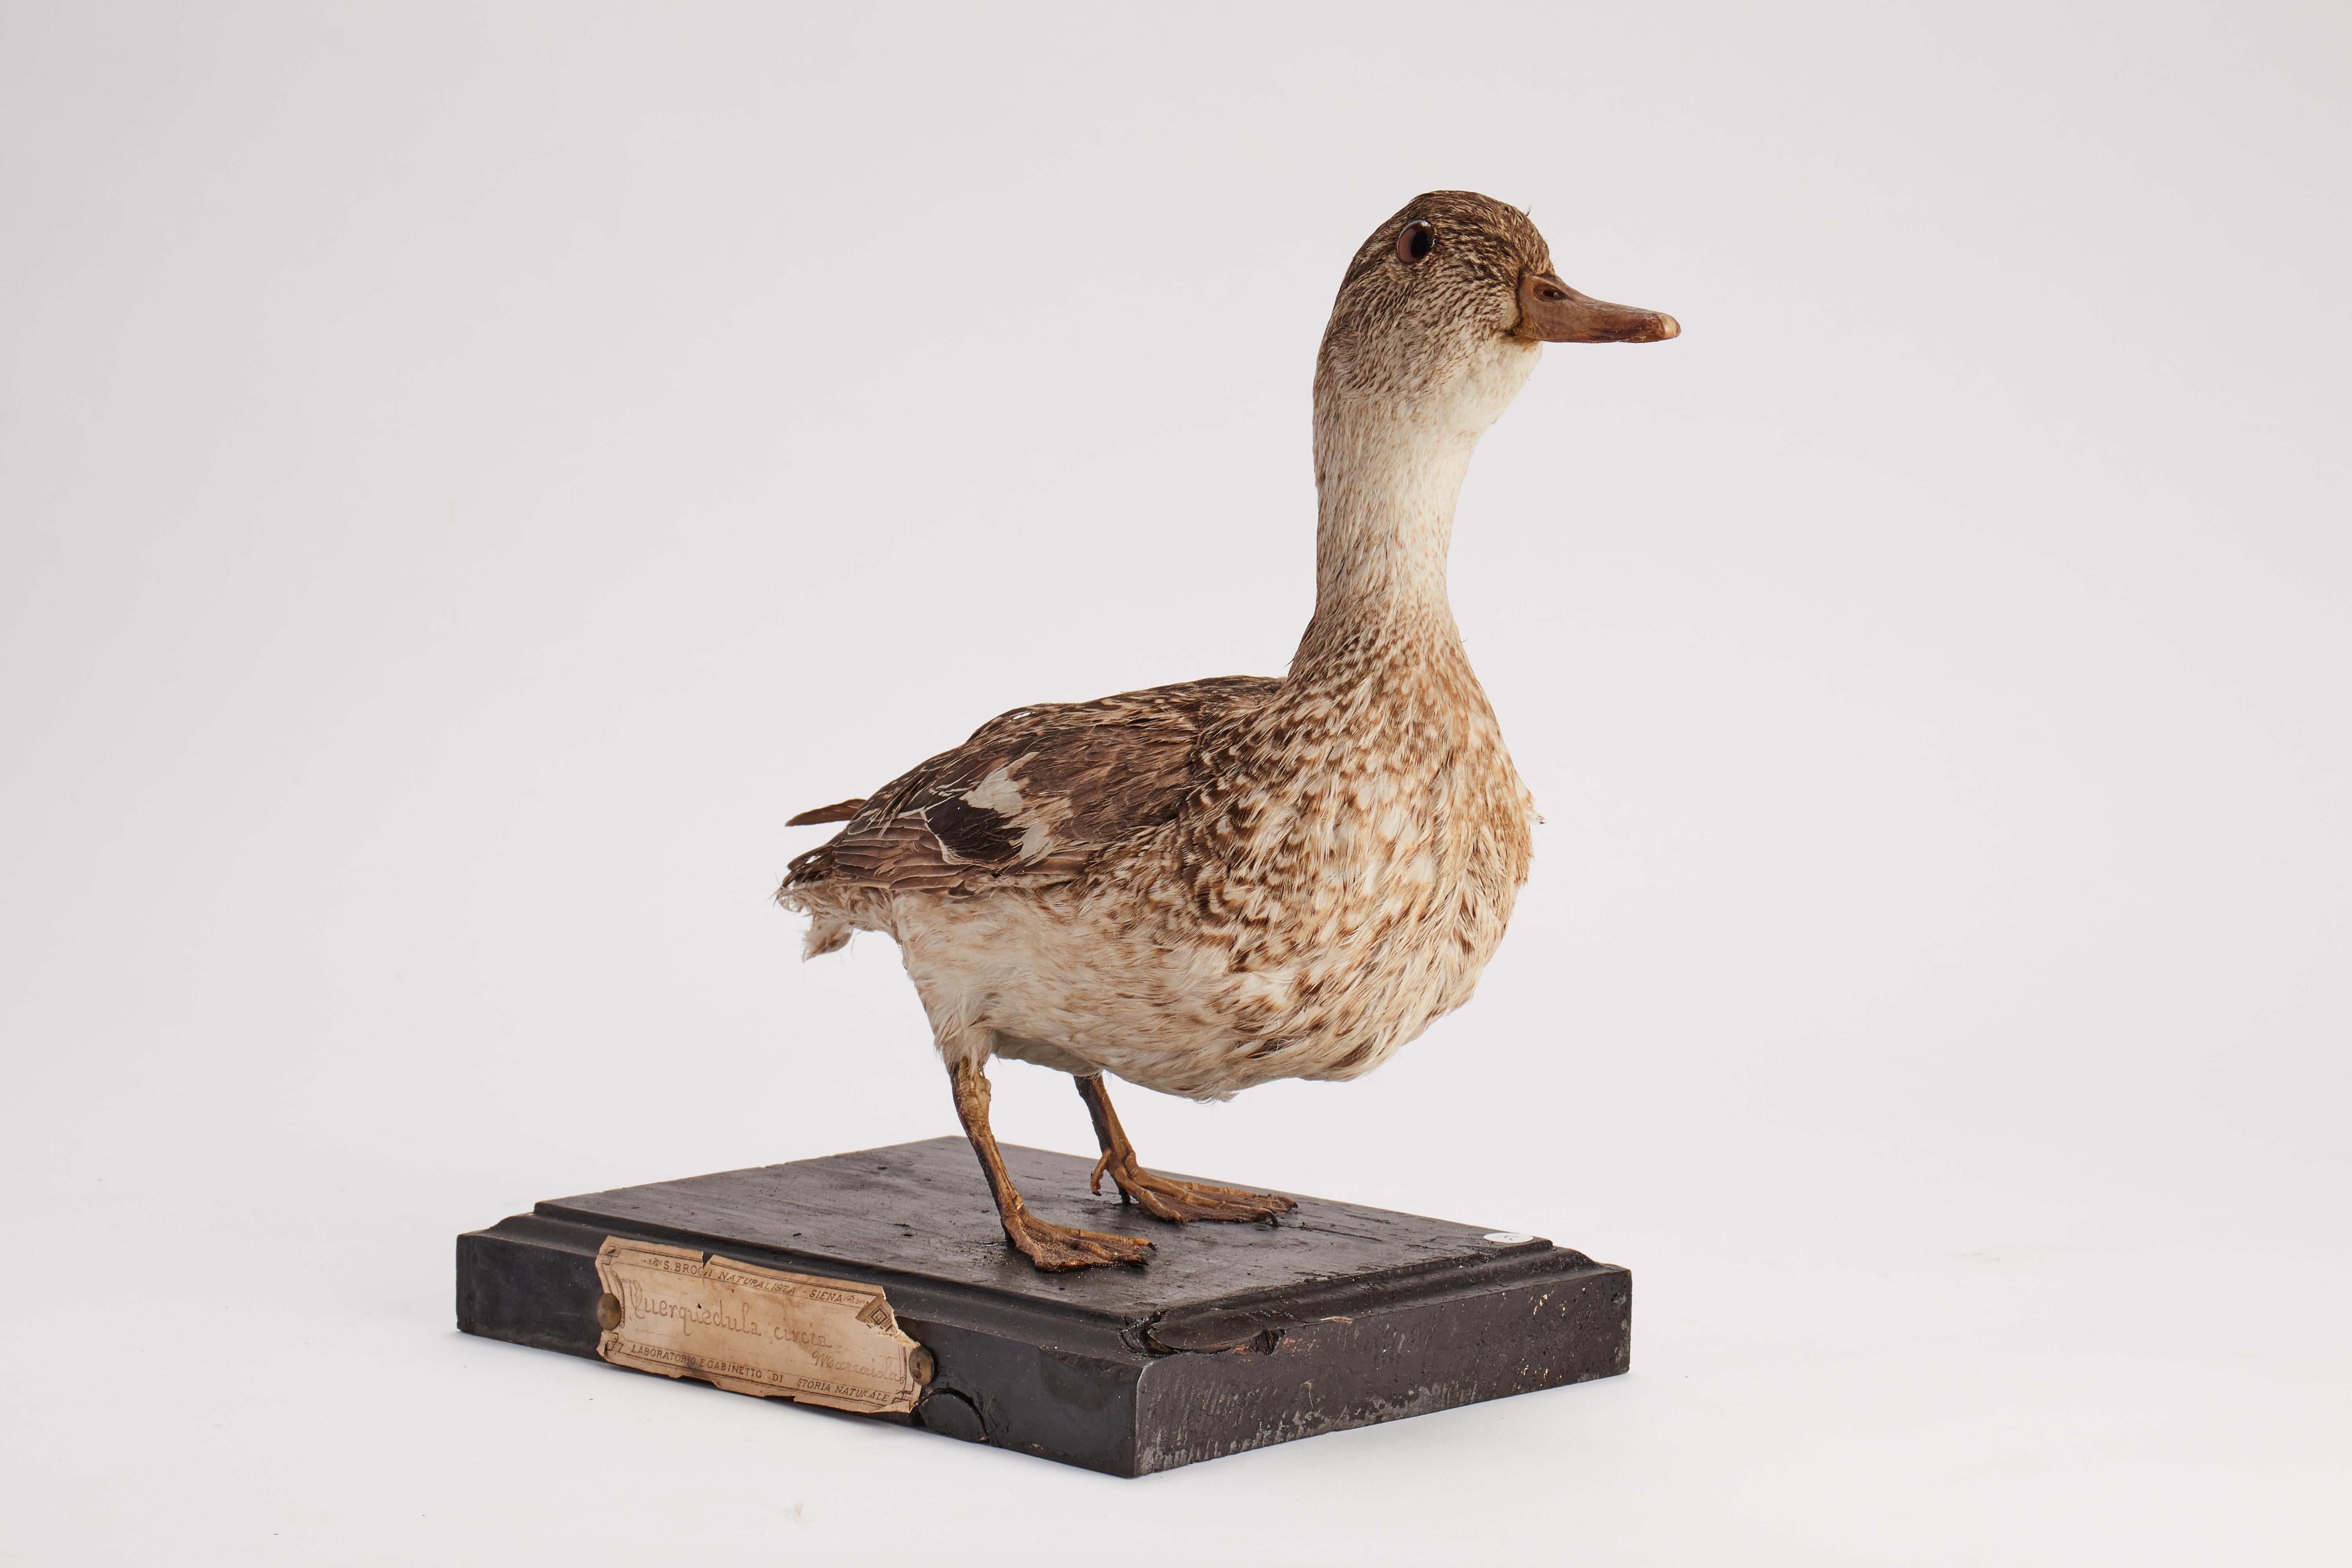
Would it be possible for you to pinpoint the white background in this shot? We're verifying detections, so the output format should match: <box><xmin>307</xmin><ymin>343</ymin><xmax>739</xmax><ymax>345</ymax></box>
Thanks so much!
<box><xmin>4</xmin><ymin>3</ymin><xmax>2345</xmax><ymax>1563</ymax></box>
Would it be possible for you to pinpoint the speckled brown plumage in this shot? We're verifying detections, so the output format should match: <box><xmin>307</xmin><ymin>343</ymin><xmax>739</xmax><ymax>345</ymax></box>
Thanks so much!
<box><xmin>777</xmin><ymin>191</ymin><xmax>1676</xmax><ymax>1269</ymax></box>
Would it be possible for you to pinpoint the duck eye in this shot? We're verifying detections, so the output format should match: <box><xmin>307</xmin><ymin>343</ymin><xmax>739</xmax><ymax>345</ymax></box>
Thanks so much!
<box><xmin>1396</xmin><ymin>220</ymin><xmax>1434</xmax><ymax>265</ymax></box>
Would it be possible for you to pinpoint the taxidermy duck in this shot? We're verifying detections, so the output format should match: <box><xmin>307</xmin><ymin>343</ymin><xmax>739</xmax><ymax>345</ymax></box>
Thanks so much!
<box><xmin>779</xmin><ymin>191</ymin><xmax>1676</xmax><ymax>1271</ymax></box>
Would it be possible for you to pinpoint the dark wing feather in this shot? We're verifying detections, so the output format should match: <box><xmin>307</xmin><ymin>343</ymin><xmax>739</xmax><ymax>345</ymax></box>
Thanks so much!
<box><xmin>782</xmin><ymin>675</ymin><xmax>1278</xmax><ymax>898</ymax></box>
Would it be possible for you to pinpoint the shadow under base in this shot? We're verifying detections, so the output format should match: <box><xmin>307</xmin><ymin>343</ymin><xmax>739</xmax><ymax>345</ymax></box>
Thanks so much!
<box><xmin>456</xmin><ymin>1137</ymin><xmax>1629</xmax><ymax>1476</ymax></box>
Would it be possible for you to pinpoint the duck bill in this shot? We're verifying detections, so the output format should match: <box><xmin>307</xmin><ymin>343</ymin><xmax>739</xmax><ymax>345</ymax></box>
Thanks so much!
<box><xmin>1513</xmin><ymin>272</ymin><xmax>1680</xmax><ymax>343</ymax></box>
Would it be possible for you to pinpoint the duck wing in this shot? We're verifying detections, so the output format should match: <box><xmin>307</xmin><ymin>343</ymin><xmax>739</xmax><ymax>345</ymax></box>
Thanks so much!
<box><xmin>782</xmin><ymin>674</ymin><xmax>1279</xmax><ymax>898</ymax></box>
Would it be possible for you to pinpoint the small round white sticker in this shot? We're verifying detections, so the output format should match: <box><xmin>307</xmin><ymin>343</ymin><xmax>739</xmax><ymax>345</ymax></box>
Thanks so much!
<box><xmin>1481</xmin><ymin>1231</ymin><xmax>1537</xmax><ymax>1245</ymax></box>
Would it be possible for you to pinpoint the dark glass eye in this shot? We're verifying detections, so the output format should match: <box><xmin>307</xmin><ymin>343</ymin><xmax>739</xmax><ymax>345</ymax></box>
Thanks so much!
<box><xmin>1396</xmin><ymin>220</ymin><xmax>1434</xmax><ymax>265</ymax></box>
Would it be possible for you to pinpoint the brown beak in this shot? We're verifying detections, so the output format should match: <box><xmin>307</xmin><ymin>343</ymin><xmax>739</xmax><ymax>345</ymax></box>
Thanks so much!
<box><xmin>1512</xmin><ymin>272</ymin><xmax>1680</xmax><ymax>343</ymax></box>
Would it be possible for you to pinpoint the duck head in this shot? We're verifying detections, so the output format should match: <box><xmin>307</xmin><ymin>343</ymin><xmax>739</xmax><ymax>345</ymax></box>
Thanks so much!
<box><xmin>1316</xmin><ymin>190</ymin><xmax>1677</xmax><ymax>439</ymax></box>
<box><xmin>1302</xmin><ymin>192</ymin><xmax>1678</xmax><ymax>620</ymax></box>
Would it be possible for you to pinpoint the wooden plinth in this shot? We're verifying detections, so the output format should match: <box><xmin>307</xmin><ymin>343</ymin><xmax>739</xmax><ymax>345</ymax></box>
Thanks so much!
<box><xmin>456</xmin><ymin>1137</ymin><xmax>1629</xmax><ymax>1476</ymax></box>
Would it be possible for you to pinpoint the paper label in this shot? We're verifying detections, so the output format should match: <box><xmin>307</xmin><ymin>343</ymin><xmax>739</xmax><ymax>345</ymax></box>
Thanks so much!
<box><xmin>592</xmin><ymin>1238</ymin><xmax>928</xmax><ymax>1414</ymax></box>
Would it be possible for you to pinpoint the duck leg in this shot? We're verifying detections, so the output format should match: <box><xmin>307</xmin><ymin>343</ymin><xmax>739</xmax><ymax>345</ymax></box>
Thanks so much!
<box><xmin>949</xmin><ymin>1059</ymin><xmax>1152</xmax><ymax>1271</ymax></box>
<box><xmin>1075</xmin><ymin>1073</ymin><xmax>1298</xmax><ymax>1223</ymax></box>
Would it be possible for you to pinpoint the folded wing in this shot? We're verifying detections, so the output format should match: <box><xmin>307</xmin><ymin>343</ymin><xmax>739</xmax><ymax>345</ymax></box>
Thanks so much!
<box><xmin>782</xmin><ymin>675</ymin><xmax>1279</xmax><ymax>899</ymax></box>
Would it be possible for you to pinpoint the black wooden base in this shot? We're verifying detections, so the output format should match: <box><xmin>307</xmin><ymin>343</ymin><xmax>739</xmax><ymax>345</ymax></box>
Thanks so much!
<box><xmin>457</xmin><ymin>1137</ymin><xmax>1629</xmax><ymax>1476</ymax></box>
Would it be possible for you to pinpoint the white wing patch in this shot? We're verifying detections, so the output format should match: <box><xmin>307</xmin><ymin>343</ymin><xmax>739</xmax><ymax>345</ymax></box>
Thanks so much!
<box><xmin>962</xmin><ymin>768</ymin><xmax>1024</xmax><ymax>815</ymax></box>
<box><xmin>961</xmin><ymin>765</ymin><xmax>1058</xmax><ymax>861</ymax></box>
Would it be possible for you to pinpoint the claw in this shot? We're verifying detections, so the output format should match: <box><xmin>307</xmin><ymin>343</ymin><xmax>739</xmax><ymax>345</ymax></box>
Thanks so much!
<box><xmin>1002</xmin><ymin>1211</ymin><xmax>1152</xmax><ymax>1271</ymax></box>
<box><xmin>1098</xmin><ymin>1151</ymin><xmax>1298</xmax><ymax>1225</ymax></box>
<box><xmin>1072</xmin><ymin>1072</ymin><xmax>1297</xmax><ymax>1226</ymax></box>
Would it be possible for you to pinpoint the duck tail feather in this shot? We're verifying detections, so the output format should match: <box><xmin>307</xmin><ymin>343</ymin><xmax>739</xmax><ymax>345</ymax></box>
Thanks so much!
<box><xmin>787</xmin><ymin>797</ymin><xmax>866</xmax><ymax>826</ymax></box>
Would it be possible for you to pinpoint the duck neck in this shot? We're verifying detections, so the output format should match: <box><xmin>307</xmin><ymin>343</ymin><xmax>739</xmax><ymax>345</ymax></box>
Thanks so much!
<box><xmin>1295</xmin><ymin>401</ymin><xmax>1482</xmax><ymax>673</ymax></box>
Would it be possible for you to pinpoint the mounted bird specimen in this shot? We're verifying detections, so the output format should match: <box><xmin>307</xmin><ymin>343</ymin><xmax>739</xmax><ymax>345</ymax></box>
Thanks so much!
<box><xmin>780</xmin><ymin>191</ymin><xmax>1677</xmax><ymax>1271</ymax></box>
